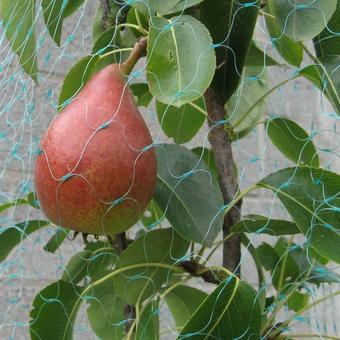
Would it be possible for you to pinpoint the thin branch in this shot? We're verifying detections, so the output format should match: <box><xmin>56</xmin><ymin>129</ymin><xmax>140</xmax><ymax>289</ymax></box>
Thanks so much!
<box><xmin>120</xmin><ymin>37</ymin><xmax>148</xmax><ymax>75</ymax></box>
<box><xmin>205</xmin><ymin>88</ymin><xmax>242</xmax><ymax>275</ymax></box>
<box><xmin>100</xmin><ymin>0</ymin><xmax>110</xmax><ymax>31</ymax></box>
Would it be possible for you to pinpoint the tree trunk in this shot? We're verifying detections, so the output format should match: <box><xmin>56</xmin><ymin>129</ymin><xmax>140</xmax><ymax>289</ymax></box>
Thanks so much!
<box><xmin>205</xmin><ymin>88</ymin><xmax>241</xmax><ymax>275</ymax></box>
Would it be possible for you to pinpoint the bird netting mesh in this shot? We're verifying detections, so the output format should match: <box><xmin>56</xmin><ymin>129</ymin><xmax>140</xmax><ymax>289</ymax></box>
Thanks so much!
<box><xmin>0</xmin><ymin>0</ymin><xmax>339</xmax><ymax>339</ymax></box>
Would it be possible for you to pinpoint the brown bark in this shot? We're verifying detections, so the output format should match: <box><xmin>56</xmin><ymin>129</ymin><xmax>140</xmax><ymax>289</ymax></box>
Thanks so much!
<box><xmin>205</xmin><ymin>88</ymin><xmax>242</xmax><ymax>275</ymax></box>
<box><xmin>100</xmin><ymin>0</ymin><xmax>110</xmax><ymax>30</ymax></box>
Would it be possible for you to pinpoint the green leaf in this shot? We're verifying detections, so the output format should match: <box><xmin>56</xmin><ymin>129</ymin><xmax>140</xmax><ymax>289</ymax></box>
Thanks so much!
<box><xmin>314</xmin><ymin>1</ymin><xmax>340</xmax><ymax>57</ymax></box>
<box><xmin>154</xmin><ymin>144</ymin><xmax>224</xmax><ymax>247</ymax></box>
<box><xmin>92</xmin><ymin>2</ymin><xmax>120</xmax><ymax>43</ymax></box>
<box><xmin>58</xmin><ymin>55</ymin><xmax>99</xmax><ymax>109</ymax></box>
<box><xmin>0</xmin><ymin>220</ymin><xmax>50</xmax><ymax>262</ymax></box>
<box><xmin>227</xmin><ymin>71</ymin><xmax>268</xmax><ymax>138</ymax></box>
<box><xmin>257</xmin><ymin>243</ymin><xmax>279</xmax><ymax>271</ymax></box>
<box><xmin>178</xmin><ymin>277</ymin><xmax>261</xmax><ymax>339</ymax></box>
<box><xmin>259</xmin><ymin>167</ymin><xmax>340</xmax><ymax>263</ymax></box>
<box><xmin>147</xmin><ymin>15</ymin><xmax>216</xmax><ymax>106</ymax></box>
<box><xmin>269</xmin><ymin>0</ymin><xmax>337</xmax><ymax>41</ymax></box>
<box><xmin>141</xmin><ymin>200</ymin><xmax>163</xmax><ymax>228</ymax></box>
<box><xmin>287</xmin><ymin>291</ymin><xmax>309</xmax><ymax>312</ymax></box>
<box><xmin>266</xmin><ymin>117</ymin><xmax>320</xmax><ymax>167</ymax></box>
<box><xmin>136</xmin><ymin>299</ymin><xmax>160</xmax><ymax>340</ymax></box>
<box><xmin>30</xmin><ymin>280</ymin><xmax>83</xmax><ymax>340</ymax></box>
<box><xmin>170</xmin><ymin>0</ymin><xmax>204</xmax><ymax>13</ymax></box>
<box><xmin>62</xmin><ymin>250</ymin><xmax>93</xmax><ymax>283</ymax></box>
<box><xmin>126</xmin><ymin>0</ymin><xmax>203</xmax><ymax>16</ymax></box>
<box><xmin>201</xmin><ymin>0</ymin><xmax>259</xmax><ymax>103</ymax></box>
<box><xmin>86</xmin><ymin>242</ymin><xmax>118</xmax><ymax>278</ymax></box>
<box><xmin>299</xmin><ymin>56</ymin><xmax>340</xmax><ymax>114</ymax></box>
<box><xmin>130</xmin><ymin>83</ymin><xmax>153</xmax><ymax>107</ymax></box>
<box><xmin>260</xmin><ymin>238</ymin><xmax>339</xmax><ymax>288</ymax></box>
<box><xmin>156</xmin><ymin>97</ymin><xmax>206</xmax><ymax>144</ymax></box>
<box><xmin>113</xmin><ymin>228</ymin><xmax>189</xmax><ymax>305</ymax></box>
<box><xmin>0</xmin><ymin>198</ymin><xmax>28</xmax><ymax>214</ymax></box>
<box><xmin>191</xmin><ymin>147</ymin><xmax>217</xmax><ymax>177</ymax></box>
<box><xmin>92</xmin><ymin>27</ymin><xmax>125</xmax><ymax>72</ymax></box>
<box><xmin>41</xmin><ymin>0</ymin><xmax>64</xmax><ymax>46</ymax></box>
<box><xmin>246</xmin><ymin>41</ymin><xmax>279</xmax><ymax>67</ymax></box>
<box><xmin>127</xmin><ymin>8</ymin><xmax>149</xmax><ymax>38</ymax></box>
<box><xmin>63</xmin><ymin>0</ymin><xmax>85</xmax><ymax>18</ymax></box>
<box><xmin>2</xmin><ymin>0</ymin><xmax>38</xmax><ymax>81</ymax></box>
<box><xmin>265</xmin><ymin>1</ymin><xmax>303</xmax><ymax>67</ymax></box>
<box><xmin>27</xmin><ymin>192</ymin><xmax>40</xmax><ymax>209</ymax></box>
<box><xmin>231</xmin><ymin>215</ymin><xmax>300</xmax><ymax>235</ymax></box>
<box><xmin>87</xmin><ymin>277</ymin><xmax>125</xmax><ymax>340</ymax></box>
<box><xmin>92</xmin><ymin>27</ymin><xmax>121</xmax><ymax>56</ymax></box>
<box><xmin>165</xmin><ymin>285</ymin><xmax>207</xmax><ymax>329</ymax></box>
<box><xmin>62</xmin><ymin>242</ymin><xmax>117</xmax><ymax>283</ymax></box>
<box><xmin>44</xmin><ymin>228</ymin><xmax>69</xmax><ymax>253</ymax></box>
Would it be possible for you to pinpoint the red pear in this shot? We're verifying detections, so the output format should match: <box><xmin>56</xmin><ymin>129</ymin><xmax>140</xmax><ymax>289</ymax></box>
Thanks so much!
<box><xmin>34</xmin><ymin>64</ymin><xmax>157</xmax><ymax>235</ymax></box>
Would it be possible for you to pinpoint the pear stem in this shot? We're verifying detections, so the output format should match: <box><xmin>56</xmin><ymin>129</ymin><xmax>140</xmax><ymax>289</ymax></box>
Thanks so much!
<box><xmin>120</xmin><ymin>37</ymin><xmax>148</xmax><ymax>76</ymax></box>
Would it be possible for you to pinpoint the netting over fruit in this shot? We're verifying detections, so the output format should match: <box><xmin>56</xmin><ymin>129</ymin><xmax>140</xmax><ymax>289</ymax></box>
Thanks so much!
<box><xmin>0</xmin><ymin>1</ymin><xmax>339</xmax><ymax>339</ymax></box>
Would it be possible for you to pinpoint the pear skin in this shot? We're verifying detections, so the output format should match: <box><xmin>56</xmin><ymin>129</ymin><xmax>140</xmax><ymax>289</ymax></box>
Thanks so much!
<box><xmin>34</xmin><ymin>64</ymin><xmax>157</xmax><ymax>235</ymax></box>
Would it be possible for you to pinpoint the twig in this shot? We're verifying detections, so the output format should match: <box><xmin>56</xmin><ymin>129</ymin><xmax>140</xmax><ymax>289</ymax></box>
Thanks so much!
<box><xmin>100</xmin><ymin>0</ymin><xmax>110</xmax><ymax>31</ymax></box>
<box><xmin>205</xmin><ymin>88</ymin><xmax>241</xmax><ymax>275</ymax></box>
<box><xmin>120</xmin><ymin>36</ymin><xmax>148</xmax><ymax>75</ymax></box>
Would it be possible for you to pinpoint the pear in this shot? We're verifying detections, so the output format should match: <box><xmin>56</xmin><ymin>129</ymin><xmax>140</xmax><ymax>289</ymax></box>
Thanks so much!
<box><xmin>34</xmin><ymin>64</ymin><xmax>157</xmax><ymax>235</ymax></box>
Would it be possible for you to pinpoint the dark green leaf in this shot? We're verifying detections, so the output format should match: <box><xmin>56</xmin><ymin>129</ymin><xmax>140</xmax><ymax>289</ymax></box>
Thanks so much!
<box><xmin>85</xmin><ymin>241</ymin><xmax>118</xmax><ymax>279</ymax></box>
<box><xmin>147</xmin><ymin>15</ymin><xmax>216</xmax><ymax>106</ymax></box>
<box><xmin>92</xmin><ymin>27</ymin><xmax>125</xmax><ymax>71</ymax></box>
<box><xmin>27</xmin><ymin>192</ymin><xmax>40</xmax><ymax>209</ymax></box>
<box><xmin>141</xmin><ymin>200</ymin><xmax>163</xmax><ymax>228</ymax></box>
<box><xmin>41</xmin><ymin>0</ymin><xmax>64</xmax><ymax>46</ymax></box>
<box><xmin>126</xmin><ymin>0</ymin><xmax>203</xmax><ymax>16</ymax></box>
<box><xmin>231</xmin><ymin>215</ymin><xmax>300</xmax><ymax>235</ymax></box>
<box><xmin>0</xmin><ymin>199</ymin><xmax>28</xmax><ymax>214</ymax></box>
<box><xmin>87</xmin><ymin>277</ymin><xmax>125</xmax><ymax>340</ymax></box>
<box><xmin>287</xmin><ymin>291</ymin><xmax>309</xmax><ymax>312</ymax></box>
<box><xmin>130</xmin><ymin>83</ymin><xmax>153</xmax><ymax>107</ymax></box>
<box><xmin>314</xmin><ymin>1</ymin><xmax>340</xmax><ymax>57</ymax></box>
<box><xmin>299</xmin><ymin>57</ymin><xmax>340</xmax><ymax>114</ymax></box>
<box><xmin>0</xmin><ymin>220</ymin><xmax>49</xmax><ymax>262</ymax></box>
<box><xmin>44</xmin><ymin>228</ymin><xmax>69</xmax><ymax>253</ymax></box>
<box><xmin>265</xmin><ymin>1</ymin><xmax>303</xmax><ymax>67</ymax></box>
<box><xmin>269</xmin><ymin>0</ymin><xmax>337</xmax><ymax>41</ymax></box>
<box><xmin>259</xmin><ymin>167</ymin><xmax>340</xmax><ymax>263</ymax></box>
<box><xmin>136</xmin><ymin>299</ymin><xmax>160</xmax><ymax>340</ymax></box>
<box><xmin>63</xmin><ymin>0</ymin><xmax>85</xmax><ymax>18</ymax></box>
<box><xmin>154</xmin><ymin>144</ymin><xmax>224</xmax><ymax>247</ymax></box>
<box><xmin>58</xmin><ymin>55</ymin><xmax>98</xmax><ymax>109</ymax></box>
<box><xmin>266</xmin><ymin>117</ymin><xmax>320</xmax><ymax>167</ymax></box>
<box><xmin>2</xmin><ymin>0</ymin><xmax>38</xmax><ymax>81</ymax></box>
<box><xmin>30</xmin><ymin>280</ymin><xmax>83</xmax><ymax>340</ymax></box>
<box><xmin>257</xmin><ymin>243</ymin><xmax>279</xmax><ymax>271</ymax></box>
<box><xmin>92</xmin><ymin>27</ymin><xmax>121</xmax><ymax>55</ymax></box>
<box><xmin>274</xmin><ymin>238</ymin><xmax>339</xmax><ymax>285</ymax></box>
<box><xmin>179</xmin><ymin>277</ymin><xmax>261</xmax><ymax>339</ymax></box>
<box><xmin>156</xmin><ymin>97</ymin><xmax>206</xmax><ymax>144</ymax></box>
<box><xmin>165</xmin><ymin>285</ymin><xmax>207</xmax><ymax>329</ymax></box>
<box><xmin>257</xmin><ymin>240</ymin><xmax>338</xmax><ymax>288</ymax></box>
<box><xmin>127</xmin><ymin>8</ymin><xmax>149</xmax><ymax>38</ymax></box>
<box><xmin>191</xmin><ymin>147</ymin><xmax>217</xmax><ymax>177</ymax></box>
<box><xmin>92</xmin><ymin>2</ymin><xmax>120</xmax><ymax>43</ymax></box>
<box><xmin>62</xmin><ymin>250</ymin><xmax>94</xmax><ymax>283</ymax></box>
<box><xmin>246</xmin><ymin>42</ymin><xmax>279</xmax><ymax>67</ymax></box>
<box><xmin>201</xmin><ymin>0</ymin><xmax>259</xmax><ymax>103</ymax></box>
<box><xmin>113</xmin><ymin>228</ymin><xmax>189</xmax><ymax>305</ymax></box>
